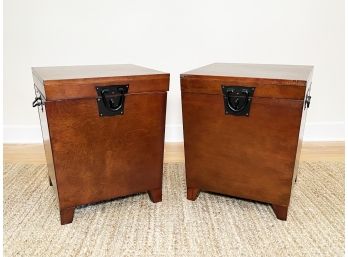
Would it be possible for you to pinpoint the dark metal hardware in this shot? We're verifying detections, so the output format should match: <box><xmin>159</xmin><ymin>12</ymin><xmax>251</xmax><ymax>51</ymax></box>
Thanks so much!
<box><xmin>304</xmin><ymin>83</ymin><xmax>312</xmax><ymax>109</ymax></box>
<box><xmin>96</xmin><ymin>85</ymin><xmax>129</xmax><ymax>117</ymax></box>
<box><xmin>32</xmin><ymin>85</ymin><xmax>45</xmax><ymax>112</ymax></box>
<box><xmin>32</xmin><ymin>94</ymin><xmax>44</xmax><ymax>110</ymax></box>
<box><xmin>222</xmin><ymin>85</ymin><xmax>255</xmax><ymax>116</ymax></box>
<box><xmin>32</xmin><ymin>96</ymin><xmax>42</xmax><ymax>107</ymax></box>
<box><xmin>305</xmin><ymin>95</ymin><xmax>311</xmax><ymax>108</ymax></box>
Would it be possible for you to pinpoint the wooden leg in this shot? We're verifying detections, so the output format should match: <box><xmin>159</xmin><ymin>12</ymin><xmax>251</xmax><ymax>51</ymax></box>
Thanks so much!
<box><xmin>60</xmin><ymin>207</ymin><xmax>75</xmax><ymax>225</ymax></box>
<box><xmin>271</xmin><ymin>204</ymin><xmax>288</xmax><ymax>221</ymax></box>
<box><xmin>187</xmin><ymin>188</ymin><xmax>200</xmax><ymax>201</ymax></box>
<box><xmin>148</xmin><ymin>188</ymin><xmax>162</xmax><ymax>203</ymax></box>
<box><xmin>48</xmin><ymin>176</ymin><xmax>53</xmax><ymax>186</ymax></box>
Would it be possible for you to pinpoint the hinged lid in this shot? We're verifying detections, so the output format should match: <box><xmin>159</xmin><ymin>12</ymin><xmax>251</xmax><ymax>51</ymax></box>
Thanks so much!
<box><xmin>32</xmin><ymin>64</ymin><xmax>169</xmax><ymax>101</ymax></box>
<box><xmin>181</xmin><ymin>63</ymin><xmax>313</xmax><ymax>100</ymax></box>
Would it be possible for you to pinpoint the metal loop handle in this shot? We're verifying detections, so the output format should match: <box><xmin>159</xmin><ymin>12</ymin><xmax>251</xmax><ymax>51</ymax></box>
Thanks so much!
<box><xmin>101</xmin><ymin>89</ymin><xmax>125</xmax><ymax>112</ymax></box>
<box><xmin>222</xmin><ymin>85</ymin><xmax>255</xmax><ymax>116</ymax></box>
<box><xmin>32</xmin><ymin>96</ymin><xmax>42</xmax><ymax>107</ymax></box>
<box><xmin>304</xmin><ymin>83</ymin><xmax>312</xmax><ymax>109</ymax></box>
<box><xmin>305</xmin><ymin>95</ymin><xmax>311</xmax><ymax>108</ymax></box>
<box><xmin>96</xmin><ymin>85</ymin><xmax>128</xmax><ymax>117</ymax></box>
<box><xmin>226</xmin><ymin>91</ymin><xmax>249</xmax><ymax>113</ymax></box>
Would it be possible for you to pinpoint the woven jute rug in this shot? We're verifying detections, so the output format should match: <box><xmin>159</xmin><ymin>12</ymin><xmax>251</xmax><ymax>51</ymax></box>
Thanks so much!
<box><xmin>4</xmin><ymin>161</ymin><xmax>344</xmax><ymax>257</ymax></box>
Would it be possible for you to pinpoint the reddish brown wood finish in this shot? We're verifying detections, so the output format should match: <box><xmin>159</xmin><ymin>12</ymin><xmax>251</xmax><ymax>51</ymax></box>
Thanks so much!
<box><xmin>181</xmin><ymin>63</ymin><xmax>313</xmax><ymax>221</ymax></box>
<box><xmin>60</xmin><ymin>207</ymin><xmax>75</xmax><ymax>225</ymax></box>
<box><xmin>32</xmin><ymin>64</ymin><xmax>169</xmax><ymax>101</ymax></box>
<box><xmin>33</xmin><ymin>64</ymin><xmax>169</xmax><ymax>225</ymax></box>
<box><xmin>35</xmin><ymin>86</ymin><xmax>58</xmax><ymax>193</ymax></box>
<box><xmin>271</xmin><ymin>204</ymin><xmax>289</xmax><ymax>221</ymax></box>
<box><xmin>148</xmin><ymin>188</ymin><xmax>162</xmax><ymax>203</ymax></box>
<box><xmin>187</xmin><ymin>188</ymin><xmax>200</xmax><ymax>201</ymax></box>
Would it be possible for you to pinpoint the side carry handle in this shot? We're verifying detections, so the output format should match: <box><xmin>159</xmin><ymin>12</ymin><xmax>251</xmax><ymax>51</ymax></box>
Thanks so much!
<box><xmin>32</xmin><ymin>96</ymin><xmax>42</xmax><ymax>107</ymax></box>
<box><xmin>305</xmin><ymin>84</ymin><xmax>312</xmax><ymax>109</ymax></box>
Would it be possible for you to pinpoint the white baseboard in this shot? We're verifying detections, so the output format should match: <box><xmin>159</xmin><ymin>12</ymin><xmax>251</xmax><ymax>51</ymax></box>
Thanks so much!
<box><xmin>165</xmin><ymin>124</ymin><xmax>183</xmax><ymax>142</ymax></box>
<box><xmin>3</xmin><ymin>122</ymin><xmax>344</xmax><ymax>144</ymax></box>
<box><xmin>302</xmin><ymin>122</ymin><xmax>345</xmax><ymax>141</ymax></box>
<box><xmin>4</xmin><ymin>125</ymin><xmax>43</xmax><ymax>144</ymax></box>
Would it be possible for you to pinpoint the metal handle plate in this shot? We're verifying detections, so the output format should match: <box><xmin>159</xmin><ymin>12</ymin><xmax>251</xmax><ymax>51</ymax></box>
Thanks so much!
<box><xmin>222</xmin><ymin>85</ymin><xmax>255</xmax><ymax>116</ymax></box>
<box><xmin>96</xmin><ymin>85</ymin><xmax>129</xmax><ymax>117</ymax></box>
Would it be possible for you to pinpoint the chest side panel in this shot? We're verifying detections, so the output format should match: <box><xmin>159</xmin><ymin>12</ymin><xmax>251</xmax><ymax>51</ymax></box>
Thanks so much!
<box><xmin>34</xmin><ymin>84</ymin><xmax>60</xmax><ymax>203</ymax></box>
<box><xmin>37</xmin><ymin>102</ymin><xmax>59</xmax><ymax>198</ymax></box>
<box><xmin>291</xmin><ymin>82</ymin><xmax>311</xmax><ymax>185</ymax></box>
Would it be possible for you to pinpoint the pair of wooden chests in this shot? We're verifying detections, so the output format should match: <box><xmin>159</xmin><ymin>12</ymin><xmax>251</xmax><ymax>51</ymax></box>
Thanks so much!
<box><xmin>32</xmin><ymin>63</ymin><xmax>313</xmax><ymax>224</ymax></box>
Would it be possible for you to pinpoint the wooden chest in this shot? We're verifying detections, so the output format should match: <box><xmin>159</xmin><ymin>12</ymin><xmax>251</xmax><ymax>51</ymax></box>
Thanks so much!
<box><xmin>32</xmin><ymin>64</ymin><xmax>169</xmax><ymax>224</ymax></box>
<box><xmin>181</xmin><ymin>63</ymin><xmax>313</xmax><ymax>220</ymax></box>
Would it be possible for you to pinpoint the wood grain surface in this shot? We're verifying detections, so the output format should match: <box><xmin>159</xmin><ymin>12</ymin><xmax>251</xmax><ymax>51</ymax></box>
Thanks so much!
<box><xmin>32</xmin><ymin>64</ymin><xmax>169</xmax><ymax>101</ymax></box>
<box><xmin>182</xmin><ymin>63</ymin><xmax>313</xmax><ymax>82</ymax></box>
<box><xmin>181</xmin><ymin>63</ymin><xmax>314</xmax><ymax>220</ymax></box>
<box><xmin>32</xmin><ymin>64</ymin><xmax>166</xmax><ymax>81</ymax></box>
<box><xmin>32</xmin><ymin>64</ymin><xmax>169</xmax><ymax>224</ymax></box>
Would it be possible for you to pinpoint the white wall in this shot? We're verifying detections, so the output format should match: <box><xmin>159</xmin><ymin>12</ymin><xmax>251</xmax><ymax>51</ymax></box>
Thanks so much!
<box><xmin>4</xmin><ymin>0</ymin><xmax>345</xmax><ymax>143</ymax></box>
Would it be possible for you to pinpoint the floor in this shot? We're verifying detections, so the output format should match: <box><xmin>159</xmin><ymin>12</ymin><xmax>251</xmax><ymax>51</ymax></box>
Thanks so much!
<box><xmin>3</xmin><ymin>142</ymin><xmax>345</xmax><ymax>164</ymax></box>
<box><xmin>3</xmin><ymin>142</ymin><xmax>345</xmax><ymax>257</ymax></box>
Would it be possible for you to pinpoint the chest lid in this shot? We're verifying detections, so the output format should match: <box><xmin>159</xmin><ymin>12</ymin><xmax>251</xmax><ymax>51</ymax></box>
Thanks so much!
<box><xmin>181</xmin><ymin>63</ymin><xmax>313</xmax><ymax>100</ymax></box>
<box><xmin>32</xmin><ymin>64</ymin><xmax>169</xmax><ymax>101</ymax></box>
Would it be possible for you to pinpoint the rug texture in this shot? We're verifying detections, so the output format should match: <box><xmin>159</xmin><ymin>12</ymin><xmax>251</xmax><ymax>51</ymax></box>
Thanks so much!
<box><xmin>4</xmin><ymin>161</ymin><xmax>344</xmax><ymax>257</ymax></box>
